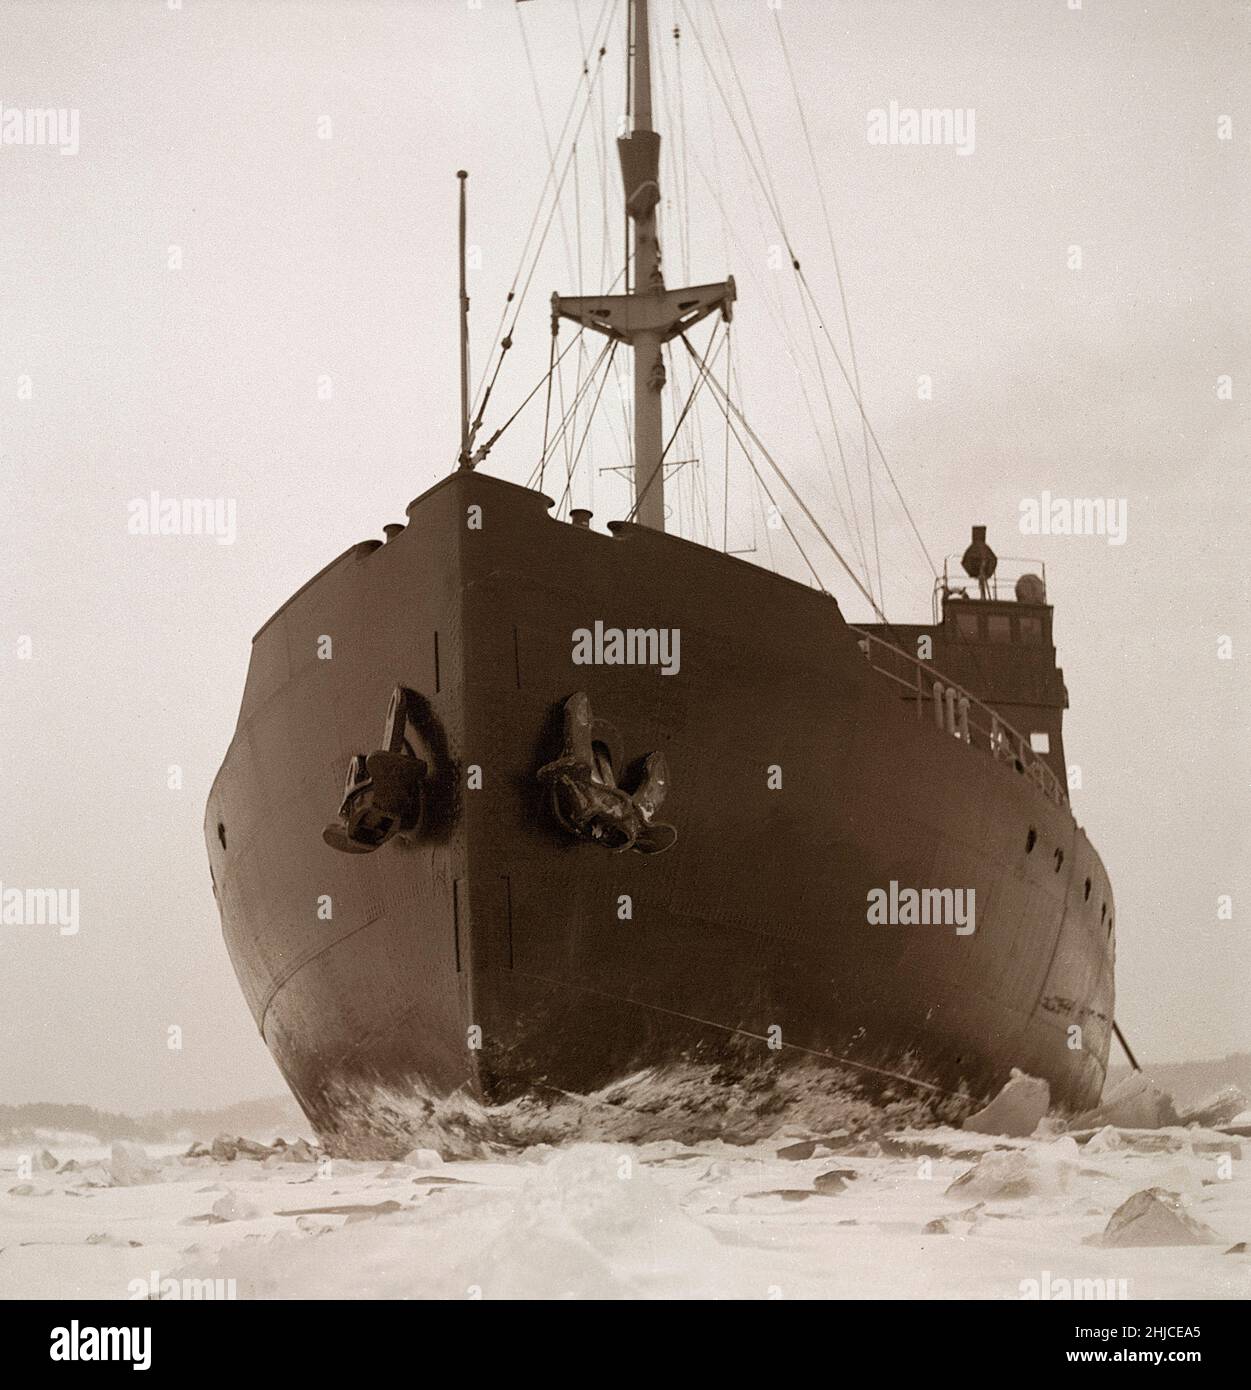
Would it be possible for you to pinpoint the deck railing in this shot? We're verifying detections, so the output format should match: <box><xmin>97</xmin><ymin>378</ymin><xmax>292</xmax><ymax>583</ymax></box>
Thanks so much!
<box><xmin>931</xmin><ymin>556</ymin><xmax>1049</xmax><ymax>622</ymax></box>
<box><xmin>848</xmin><ymin>625</ymin><xmax>1067</xmax><ymax>808</ymax></box>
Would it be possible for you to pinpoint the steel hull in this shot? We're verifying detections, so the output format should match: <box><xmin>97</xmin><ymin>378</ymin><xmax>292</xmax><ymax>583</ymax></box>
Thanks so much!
<box><xmin>205</xmin><ymin>471</ymin><xmax>1114</xmax><ymax>1140</ymax></box>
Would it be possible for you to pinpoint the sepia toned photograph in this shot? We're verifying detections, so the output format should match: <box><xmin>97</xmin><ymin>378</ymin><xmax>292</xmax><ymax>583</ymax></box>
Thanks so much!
<box><xmin>1</xmin><ymin>0</ymin><xmax>1247</xmax><ymax>1340</ymax></box>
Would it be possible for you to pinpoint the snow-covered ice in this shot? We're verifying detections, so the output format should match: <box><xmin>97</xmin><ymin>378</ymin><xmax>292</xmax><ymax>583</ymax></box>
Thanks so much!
<box><xmin>962</xmin><ymin>1068</ymin><xmax>1050</xmax><ymax>1138</ymax></box>
<box><xmin>2</xmin><ymin>1117</ymin><xmax>1247</xmax><ymax>1299</ymax></box>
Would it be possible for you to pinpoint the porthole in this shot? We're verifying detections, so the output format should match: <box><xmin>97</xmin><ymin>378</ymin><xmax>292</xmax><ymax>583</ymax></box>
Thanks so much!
<box><xmin>217</xmin><ymin>822</ymin><xmax>227</xmax><ymax>850</ymax></box>
<box><xmin>1100</xmin><ymin>903</ymin><xmax>1107</xmax><ymax>924</ymax></box>
<box><xmin>1084</xmin><ymin>877</ymin><xmax>1092</xmax><ymax>901</ymax></box>
<box><xmin>1025</xmin><ymin>828</ymin><xmax>1037</xmax><ymax>854</ymax></box>
<box><xmin>1107</xmin><ymin>916</ymin><xmax>1114</xmax><ymax>938</ymax></box>
<box><xmin>1054</xmin><ymin>848</ymin><xmax>1064</xmax><ymax>872</ymax></box>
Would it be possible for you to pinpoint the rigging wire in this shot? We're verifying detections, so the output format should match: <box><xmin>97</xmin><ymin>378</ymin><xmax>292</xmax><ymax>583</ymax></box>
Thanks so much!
<box><xmin>571</xmin><ymin>0</ymin><xmax>616</xmax><ymax>295</ymax></box>
<box><xmin>674</xmin><ymin>12</ymin><xmax>872</xmax><ymax>587</ymax></box>
<box><xmin>686</xmin><ymin>343</ymin><xmax>714</xmax><ymax>545</ymax></box>
<box><xmin>655</xmin><ymin>16</ymin><xmax>693</xmax><ymax>285</ymax></box>
<box><xmin>466</xmin><ymin>121</ymin><xmax>603</xmax><ymax>460</ymax></box>
<box><xmin>680</xmin><ymin>0</ymin><xmax>939</xmax><ymax>591</ymax></box>
<box><xmin>564</xmin><ymin>334</ymin><xmax>581</xmax><ymax>513</ymax></box>
<box><xmin>516</xmin><ymin>0</ymin><xmax>580</xmax><ymax>290</ymax></box>
<box><xmin>567</xmin><ymin>137</ymin><xmax>588</xmax><ymax>513</ymax></box>
<box><xmin>790</xmin><ymin>220</ymin><xmax>874</xmax><ymax>586</ymax></box>
<box><xmin>483</xmin><ymin>0</ymin><xmax>935</xmax><ymax>618</ymax></box>
<box><xmin>467</xmin><ymin>0</ymin><xmax>618</xmax><ymax>444</ymax></box>
<box><xmin>681</xmin><ymin>333</ymin><xmax>895</xmax><ymax>624</ymax></box>
<box><xmin>556</xmin><ymin>341</ymin><xmax>619</xmax><ymax>517</ymax></box>
<box><xmin>675</xmin><ymin>23</ymin><xmax>692</xmax><ymax>286</ymax></box>
<box><xmin>623</xmin><ymin>318</ymin><xmax>727</xmax><ymax>525</ymax></box>
<box><xmin>773</xmin><ymin>5</ymin><xmax>882</xmax><ymax>606</ymax></box>
<box><xmin>553</xmin><ymin>333</ymin><xmax>573</xmax><ymax>502</ymax></box>
<box><xmin>725</xmin><ymin>353</ymin><xmax>771</xmax><ymax>565</ymax></box>
<box><xmin>470</xmin><ymin>22</ymin><xmax>598</xmax><ymax>416</ymax></box>
<box><xmin>538</xmin><ymin>326</ymin><xmax>558</xmax><ymax>494</ymax></box>
<box><xmin>468</xmin><ymin>325</ymin><xmax>587</xmax><ymax>473</ymax></box>
<box><xmin>692</xmin><ymin>0</ymin><xmax>880</xmax><ymax>598</ymax></box>
<box><xmin>719</xmin><ymin>0</ymin><xmax>883</xmax><ymax>603</ymax></box>
<box><xmin>679</xmin><ymin>331</ymin><xmax>828</xmax><ymax>592</ymax></box>
<box><xmin>527</xmin><ymin>336</ymin><xmax>615</xmax><ymax>489</ymax></box>
<box><xmin>656</xmin><ymin>26</ymin><xmax>711</xmax><ymax>542</ymax></box>
<box><xmin>692</xmin><ymin>154</ymin><xmax>872</xmax><ymax>587</ymax></box>
<box><xmin>722</xmin><ymin>321</ymin><xmax>731</xmax><ymax>551</ymax></box>
<box><xmin>794</xmin><ymin>264</ymin><xmax>940</xmax><ymax>579</ymax></box>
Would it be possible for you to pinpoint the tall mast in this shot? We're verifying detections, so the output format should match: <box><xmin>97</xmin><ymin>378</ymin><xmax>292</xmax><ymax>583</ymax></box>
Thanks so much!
<box><xmin>626</xmin><ymin>0</ymin><xmax>665</xmax><ymax>528</ymax></box>
<box><xmin>554</xmin><ymin>0</ymin><xmax>734</xmax><ymax>531</ymax></box>
<box><xmin>456</xmin><ymin>169</ymin><xmax>471</xmax><ymax>469</ymax></box>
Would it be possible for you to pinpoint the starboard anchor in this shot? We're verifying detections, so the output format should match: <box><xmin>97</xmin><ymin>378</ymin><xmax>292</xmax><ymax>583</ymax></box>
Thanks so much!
<box><xmin>538</xmin><ymin>692</ymin><xmax>676</xmax><ymax>854</ymax></box>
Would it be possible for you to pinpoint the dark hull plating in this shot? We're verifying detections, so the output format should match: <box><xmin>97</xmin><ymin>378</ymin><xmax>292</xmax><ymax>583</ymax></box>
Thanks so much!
<box><xmin>205</xmin><ymin>472</ymin><xmax>1115</xmax><ymax>1138</ymax></box>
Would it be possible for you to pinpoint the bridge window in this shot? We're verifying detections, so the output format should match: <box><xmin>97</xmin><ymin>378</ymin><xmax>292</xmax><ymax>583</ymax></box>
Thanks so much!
<box><xmin>1019</xmin><ymin>615</ymin><xmax>1043</xmax><ymax>644</ymax></box>
<box><xmin>1030</xmin><ymin>731</ymin><xmax>1050</xmax><ymax>754</ymax></box>
<box><xmin>955</xmin><ymin>610</ymin><xmax>980</xmax><ymax>641</ymax></box>
<box><xmin>986</xmin><ymin>615</ymin><xmax>1012</xmax><ymax>642</ymax></box>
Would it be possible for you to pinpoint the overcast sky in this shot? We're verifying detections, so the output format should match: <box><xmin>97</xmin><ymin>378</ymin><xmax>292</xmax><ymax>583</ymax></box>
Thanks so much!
<box><xmin>1</xmin><ymin>0</ymin><xmax>1247</xmax><ymax>1112</ymax></box>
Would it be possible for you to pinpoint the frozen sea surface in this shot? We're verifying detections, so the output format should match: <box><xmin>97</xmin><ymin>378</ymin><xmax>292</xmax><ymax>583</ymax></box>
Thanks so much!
<box><xmin>1</xmin><ymin>1071</ymin><xmax>1248</xmax><ymax>1300</ymax></box>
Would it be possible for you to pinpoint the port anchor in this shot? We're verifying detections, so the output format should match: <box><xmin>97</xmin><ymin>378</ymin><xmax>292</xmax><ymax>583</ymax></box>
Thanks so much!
<box><xmin>538</xmin><ymin>692</ymin><xmax>677</xmax><ymax>855</ymax></box>
<box><xmin>323</xmin><ymin>686</ymin><xmax>430</xmax><ymax>855</ymax></box>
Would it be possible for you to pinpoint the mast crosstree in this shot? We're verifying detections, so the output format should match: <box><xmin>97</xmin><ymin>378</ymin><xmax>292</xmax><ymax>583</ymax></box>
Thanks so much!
<box><xmin>552</xmin><ymin>0</ymin><xmax>734</xmax><ymax>531</ymax></box>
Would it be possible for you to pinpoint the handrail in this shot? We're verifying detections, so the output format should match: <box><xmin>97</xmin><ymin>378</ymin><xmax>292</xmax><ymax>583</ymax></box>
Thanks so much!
<box><xmin>933</xmin><ymin>555</ymin><xmax>1048</xmax><ymax>621</ymax></box>
<box><xmin>848</xmin><ymin>624</ymin><xmax>1067</xmax><ymax>808</ymax></box>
